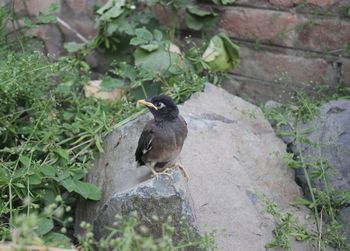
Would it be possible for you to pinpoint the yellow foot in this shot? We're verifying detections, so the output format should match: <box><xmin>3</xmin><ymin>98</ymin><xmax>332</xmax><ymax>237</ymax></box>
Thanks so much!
<box><xmin>173</xmin><ymin>163</ymin><xmax>189</xmax><ymax>180</ymax></box>
<box><xmin>150</xmin><ymin>166</ymin><xmax>171</xmax><ymax>179</ymax></box>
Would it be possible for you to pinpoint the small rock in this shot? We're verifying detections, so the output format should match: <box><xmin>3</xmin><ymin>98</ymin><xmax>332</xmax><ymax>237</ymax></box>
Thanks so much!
<box><xmin>92</xmin><ymin>169</ymin><xmax>196</xmax><ymax>240</ymax></box>
<box><xmin>84</xmin><ymin>80</ymin><xmax>124</xmax><ymax>101</ymax></box>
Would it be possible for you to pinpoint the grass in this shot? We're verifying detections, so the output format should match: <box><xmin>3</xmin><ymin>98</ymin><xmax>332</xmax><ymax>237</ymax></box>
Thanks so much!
<box><xmin>262</xmin><ymin>87</ymin><xmax>350</xmax><ymax>251</ymax></box>
<box><xmin>0</xmin><ymin>0</ymin><xmax>227</xmax><ymax>249</ymax></box>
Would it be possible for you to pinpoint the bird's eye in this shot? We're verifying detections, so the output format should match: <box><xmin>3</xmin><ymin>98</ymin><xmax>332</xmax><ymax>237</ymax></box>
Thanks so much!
<box><xmin>155</xmin><ymin>102</ymin><xmax>165</xmax><ymax>109</ymax></box>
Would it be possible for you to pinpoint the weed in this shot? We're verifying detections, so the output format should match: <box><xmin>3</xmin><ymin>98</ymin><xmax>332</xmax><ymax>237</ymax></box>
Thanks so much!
<box><xmin>0</xmin><ymin>0</ymin><xmax>240</xmax><ymax>248</ymax></box>
<box><xmin>262</xmin><ymin>89</ymin><xmax>350</xmax><ymax>250</ymax></box>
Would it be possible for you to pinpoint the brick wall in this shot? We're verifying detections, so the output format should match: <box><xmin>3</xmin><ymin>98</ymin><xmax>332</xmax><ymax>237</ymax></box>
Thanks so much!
<box><xmin>6</xmin><ymin>0</ymin><xmax>350</xmax><ymax>102</ymax></box>
<box><xmin>212</xmin><ymin>0</ymin><xmax>350</xmax><ymax>102</ymax></box>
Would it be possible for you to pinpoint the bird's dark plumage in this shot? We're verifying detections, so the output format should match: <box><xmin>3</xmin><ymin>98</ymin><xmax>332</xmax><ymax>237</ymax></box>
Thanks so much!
<box><xmin>135</xmin><ymin>95</ymin><xmax>187</xmax><ymax>173</ymax></box>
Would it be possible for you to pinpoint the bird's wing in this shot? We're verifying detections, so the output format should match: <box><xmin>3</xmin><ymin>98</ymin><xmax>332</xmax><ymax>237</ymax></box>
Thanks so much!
<box><xmin>135</xmin><ymin>121</ymin><xmax>155</xmax><ymax>165</ymax></box>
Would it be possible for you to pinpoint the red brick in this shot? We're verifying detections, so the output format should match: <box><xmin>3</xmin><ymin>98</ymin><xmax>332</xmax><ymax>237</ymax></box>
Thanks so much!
<box><xmin>233</xmin><ymin>47</ymin><xmax>332</xmax><ymax>84</ymax></box>
<box><xmin>220</xmin><ymin>8</ymin><xmax>301</xmax><ymax>47</ymax></box>
<box><xmin>269</xmin><ymin>0</ymin><xmax>300</xmax><ymax>7</ymax></box>
<box><xmin>341</xmin><ymin>59</ymin><xmax>350</xmax><ymax>85</ymax></box>
<box><xmin>220</xmin><ymin>7</ymin><xmax>350</xmax><ymax>52</ymax></box>
<box><xmin>269</xmin><ymin>0</ymin><xmax>336</xmax><ymax>8</ymax></box>
<box><xmin>298</xmin><ymin>19</ymin><xmax>350</xmax><ymax>52</ymax></box>
<box><xmin>66</xmin><ymin>0</ymin><xmax>87</xmax><ymax>13</ymax></box>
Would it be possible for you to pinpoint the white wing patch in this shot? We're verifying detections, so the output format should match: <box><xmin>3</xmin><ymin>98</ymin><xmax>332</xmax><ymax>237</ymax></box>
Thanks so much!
<box><xmin>142</xmin><ymin>135</ymin><xmax>153</xmax><ymax>154</ymax></box>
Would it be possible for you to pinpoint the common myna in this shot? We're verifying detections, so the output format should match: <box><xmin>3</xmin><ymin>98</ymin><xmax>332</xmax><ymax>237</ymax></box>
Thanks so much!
<box><xmin>135</xmin><ymin>95</ymin><xmax>189</xmax><ymax>179</ymax></box>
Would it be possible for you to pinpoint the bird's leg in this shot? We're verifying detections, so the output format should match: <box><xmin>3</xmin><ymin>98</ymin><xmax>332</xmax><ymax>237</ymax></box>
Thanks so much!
<box><xmin>148</xmin><ymin>162</ymin><xmax>170</xmax><ymax>179</ymax></box>
<box><xmin>174</xmin><ymin>162</ymin><xmax>189</xmax><ymax>180</ymax></box>
<box><xmin>160</xmin><ymin>162</ymin><xmax>189</xmax><ymax>180</ymax></box>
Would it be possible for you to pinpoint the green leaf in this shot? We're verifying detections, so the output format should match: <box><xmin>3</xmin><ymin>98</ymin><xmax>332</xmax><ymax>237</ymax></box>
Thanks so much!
<box><xmin>187</xmin><ymin>5</ymin><xmax>217</xmax><ymax>17</ymax></box>
<box><xmin>28</xmin><ymin>173</ymin><xmax>42</xmax><ymax>185</ymax></box>
<box><xmin>53</xmin><ymin>148</ymin><xmax>69</xmax><ymax>161</ymax></box>
<box><xmin>64</xmin><ymin>42</ymin><xmax>85</xmax><ymax>53</ymax></box>
<box><xmin>185</xmin><ymin>5</ymin><xmax>218</xmax><ymax>31</ymax></box>
<box><xmin>36</xmin><ymin>218</ymin><xmax>54</xmax><ymax>236</ymax></box>
<box><xmin>134</xmin><ymin>47</ymin><xmax>183</xmax><ymax>75</ymax></box>
<box><xmin>19</xmin><ymin>155</ymin><xmax>31</xmax><ymax>167</ymax></box>
<box><xmin>202</xmin><ymin>32</ymin><xmax>240</xmax><ymax>72</ymax></box>
<box><xmin>97</xmin><ymin>0</ymin><xmax>126</xmax><ymax>21</ymax></box>
<box><xmin>96</xmin><ymin>0</ymin><xmax>115</xmax><ymax>15</ymax></box>
<box><xmin>57</xmin><ymin>80</ymin><xmax>74</xmax><ymax>95</ymax></box>
<box><xmin>36</xmin><ymin>14</ymin><xmax>57</xmax><ymax>24</ymax></box>
<box><xmin>291</xmin><ymin>197</ymin><xmax>312</xmax><ymax>206</ymax></box>
<box><xmin>12</xmin><ymin>167</ymin><xmax>28</xmax><ymax>179</ymax></box>
<box><xmin>23</xmin><ymin>17</ymin><xmax>37</xmax><ymax>28</ymax></box>
<box><xmin>130</xmin><ymin>27</ymin><xmax>154</xmax><ymax>46</ymax></box>
<box><xmin>61</xmin><ymin>178</ymin><xmax>76</xmax><ymax>192</ymax></box>
<box><xmin>212</xmin><ymin>0</ymin><xmax>236</xmax><ymax>4</ymax></box>
<box><xmin>140</xmin><ymin>42</ymin><xmax>159</xmax><ymax>52</ymax></box>
<box><xmin>44</xmin><ymin>232</ymin><xmax>72</xmax><ymax>248</ymax></box>
<box><xmin>72</xmin><ymin>169</ymin><xmax>87</xmax><ymax>181</ymax></box>
<box><xmin>74</xmin><ymin>180</ymin><xmax>101</xmax><ymax>200</ymax></box>
<box><xmin>55</xmin><ymin>169</ymin><xmax>70</xmax><ymax>182</ymax></box>
<box><xmin>95</xmin><ymin>135</ymin><xmax>104</xmax><ymax>153</ymax></box>
<box><xmin>48</xmin><ymin>3</ymin><xmax>60</xmax><ymax>13</ymax></box>
<box><xmin>153</xmin><ymin>29</ymin><xmax>163</xmax><ymax>41</ymax></box>
<box><xmin>100</xmin><ymin>77</ymin><xmax>125</xmax><ymax>91</ymax></box>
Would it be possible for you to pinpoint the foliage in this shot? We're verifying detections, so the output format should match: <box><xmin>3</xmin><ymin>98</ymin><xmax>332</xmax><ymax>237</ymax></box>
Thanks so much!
<box><xmin>79</xmin><ymin>215</ymin><xmax>217</xmax><ymax>251</ymax></box>
<box><xmin>212</xmin><ymin>0</ymin><xmax>236</xmax><ymax>5</ymax></box>
<box><xmin>0</xmin><ymin>51</ymin><xmax>141</xmax><ymax>242</ymax></box>
<box><xmin>202</xmin><ymin>32</ymin><xmax>240</xmax><ymax>72</ymax></box>
<box><xmin>185</xmin><ymin>5</ymin><xmax>218</xmax><ymax>31</ymax></box>
<box><xmin>262</xmin><ymin>89</ymin><xmax>350</xmax><ymax>250</ymax></box>
<box><xmin>0</xmin><ymin>0</ymin><xmax>240</xmax><ymax>249</ymax></box>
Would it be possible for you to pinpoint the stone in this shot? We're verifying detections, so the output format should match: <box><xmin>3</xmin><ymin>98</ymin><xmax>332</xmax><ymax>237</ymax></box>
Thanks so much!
<box><xmin>293</xmin><ymin>99</ymin><xmax>350</xmax><ymax>243</ymax></box>
<box><xmin>341</xmin><ymin>58</ymin><xmax>350</xmax><ymax>86</ymax></box>
<box><xmin>75</xmin><ymin>84</ymin><xmax>313</xmax><ymax>250</ymax></box>
<box><xmin>84</xmin><ymin>80</ymin><xmax>125</xmax><ymax>101</ymax></box>
<box><xmin>92</xmin><ymin>169</ymin><xmax>196</xmax><ymax>240</ymax></box>
<box><xmin>296</xmin><ymin>99</ymin><xmax>350</xmax><ymax>192</ymax></box>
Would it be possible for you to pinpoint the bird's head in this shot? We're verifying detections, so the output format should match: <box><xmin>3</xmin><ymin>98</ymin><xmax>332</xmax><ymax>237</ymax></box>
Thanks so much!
<box><xmin>137</xmin><ymin>95</ymin><xmax>179</xmax><ymax>121</ymax></box>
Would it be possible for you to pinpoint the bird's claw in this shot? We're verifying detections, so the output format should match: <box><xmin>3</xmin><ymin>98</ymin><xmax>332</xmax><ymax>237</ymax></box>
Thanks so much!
<box><xmin>173</xmin><ymin>163</ymin><xmax>189</xmax><ymax>180</ymax></box>
<box><xmin>150</xmin><ymin>167</ymin><xmax>172</xmax><ymax>180</ymax></box>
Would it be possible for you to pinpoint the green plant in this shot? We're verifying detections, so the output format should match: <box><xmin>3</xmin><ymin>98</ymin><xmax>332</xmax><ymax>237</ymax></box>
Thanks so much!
<box><xmin>262</xmin><ymin>90</ymin><xmax>350</xmax><ymax>250</ymax></box>
<box><xmin>1</xmin><ymin>0</ymin><xmax>240</xmax><ymax>248</ymax></box>
<box><xmin>79</xmin><ymin>215</ymin><xmax>217</xmax><ymax>251</ymax></box>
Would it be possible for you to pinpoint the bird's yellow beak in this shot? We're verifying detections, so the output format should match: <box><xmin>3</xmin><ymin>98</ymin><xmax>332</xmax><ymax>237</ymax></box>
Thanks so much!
<box><xmin>137</xmin><ymin>99</ymin><xmax>158</xmax><ymax>110</ymax></box>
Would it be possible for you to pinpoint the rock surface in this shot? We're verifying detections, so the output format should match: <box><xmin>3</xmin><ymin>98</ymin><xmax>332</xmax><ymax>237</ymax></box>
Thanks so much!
<box><xmin>75</xmin><ymin>84</ymin><xmax>312</xmax><ymax>250</ymax></box>
<box><xmin>294</xmin><ymin>99</ymin><xmax>350</xmax><ymax>243</ymax></box>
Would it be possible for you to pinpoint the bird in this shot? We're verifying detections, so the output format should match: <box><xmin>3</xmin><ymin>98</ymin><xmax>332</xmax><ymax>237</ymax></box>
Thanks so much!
<box><xmin>135</xmin><ymin>94</ymin><xmax>189</xmax><ymax>179</ymax></box>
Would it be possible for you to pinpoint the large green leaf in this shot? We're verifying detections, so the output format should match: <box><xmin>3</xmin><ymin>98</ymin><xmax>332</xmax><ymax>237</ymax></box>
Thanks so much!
<box><xmin>74</xmin><ymin>180</ymin><xmax>101</xmax><ymax>200</ymax></box>
<box><xmin>134</xmin><ymin>46</ymin><xmax>183</xmax><ymax>75</ymax></box>
<box><xmin>28</xmin><ymin>173</ymin><xmax>42</xmax><ymax>185</ymax></box>
<box><xmin>185</xmin><ymin>5</ymin><xmax>218</xmax><ymax>31</ymax></box>
<box><xmin>212</xmin><ymin>0</ymin><xmax>236</xmax><ymax>5</ymax></box>
<box><xmin>64</xmin><ymin>42</ymin><xmax>85</xmax><ymax>53</ymax></box>
<box><xmin>100</xmin><ymin>77</ymin><xmax>125</xmax><ymax>91</ymax></box>
<box><xmin>61</xmin><ymin>178</ymin><xmax>76</xmax><ymax>192</ymax></box>
<box><xmin>202</xmin><ymin>32</ymin><xmax>240</xmax><ymax>72</ymax></box>
<box><xmin>36</xmin><ymin>218</ymin><xmax>54</xmax><ymax>236</ymax></box>
<box><xmin>97</xmin><ymin>0</ymin><xmax>126</xmax><ymax>21</ymax></box>
<box><xmin>44</xmin><ymin>232</ymin><xmax>72</xmax><ymax>248</ymax></box>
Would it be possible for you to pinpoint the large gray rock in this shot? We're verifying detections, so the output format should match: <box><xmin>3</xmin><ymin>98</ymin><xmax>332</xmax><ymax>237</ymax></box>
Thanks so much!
<box><xmin>297</xmin><ymin>99</ymin><xmax>350</xmax><ymax>192</ymax></box>
<box><xmin>75</xmin><ymin>84</ymin><xmax>312</xmax><ymax>250</ymax></box>
<box><xmin>295</xmin><ymin>99</ymin><xmax>350</xmax><ymax>243</ymax></box>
